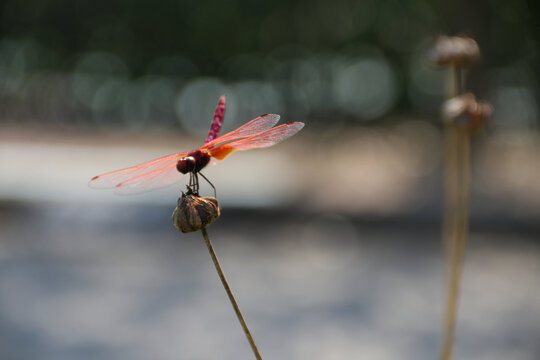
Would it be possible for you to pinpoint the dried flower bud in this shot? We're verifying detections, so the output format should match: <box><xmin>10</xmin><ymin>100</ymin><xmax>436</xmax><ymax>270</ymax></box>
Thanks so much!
<box><xmin>442</xmin><ymin>92</ymin><xmax>492</xmax><ymax>132</ymax></box>
<box><xmin>172</xmin><ymin>193</ymin><xmax>220</xmax><ymax>233</ymax></box>
<box><xmin>431</xmin><ymin>36</ymin><xmax>480</xmax><ymax>67</ymax></box>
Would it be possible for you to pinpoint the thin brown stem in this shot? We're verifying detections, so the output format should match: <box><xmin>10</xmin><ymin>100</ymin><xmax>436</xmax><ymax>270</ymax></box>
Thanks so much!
<box><xmin>201</xmin><ymin>228</ymin><xmax>263</xmax><ymax>360</ymax></box>
<box><xmin>440</xmin><ymin>65</ymin><xmax>471</xmax><ymax>360</ymax></box>
<box><xmin>454</xmin><ymin>66</ymin><xmax>462</xmax><ymax>97</ymax></box>
<box><xmin>442</xmin><ymin>126</ymin><xmax>459</xmax><ymax>275</ymax></box>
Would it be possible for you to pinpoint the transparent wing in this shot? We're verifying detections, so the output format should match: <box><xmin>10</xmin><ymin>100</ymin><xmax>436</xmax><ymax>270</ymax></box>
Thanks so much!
<box><xmin>89</xmin><ymin>152</ymin><xmax>187</xmax><ymax>194</ymax></box>
<box><xmin>112</xmin><ymin>161</ymin><xmax>186</xmax><ymax>195</ymax></box>
<box><xmin>202</xmin><ymin>114</ymin><xmax>281</xmax><ymax>149</ymax></box>
<box><xmin>208</xmin><ymin>122</ymin><xmax>304</xmax><ymax>160</ymax></box>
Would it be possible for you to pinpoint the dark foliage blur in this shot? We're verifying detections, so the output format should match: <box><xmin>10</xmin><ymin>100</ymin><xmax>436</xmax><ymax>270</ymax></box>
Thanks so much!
<box><xmin>1</xmin><ymin>0</ymin><xmax>538</xmax><ymax>133</ymax></box>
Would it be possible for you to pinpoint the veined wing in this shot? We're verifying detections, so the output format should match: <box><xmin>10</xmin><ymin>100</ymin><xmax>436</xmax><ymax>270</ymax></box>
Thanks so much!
<box><xmin>202</xmin><ymin>114</ymin><xmax>281</xmax><ymax>149</ymax></box>
<box><xmin>89</xmin><ymin>152</ymin><xmax>187</xmax><ymax>194</ymax></box>
<box><xmin>208</xmin><ymin>122</ymin><xmax>304</xmax><ymax>160</ymax></box>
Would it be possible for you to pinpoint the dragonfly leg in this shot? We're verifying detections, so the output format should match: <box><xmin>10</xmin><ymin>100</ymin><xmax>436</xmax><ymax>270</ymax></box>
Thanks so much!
<box><xmin>187</xmin><ymin>173</ymin><xmax>193</xmax><ymax>194</ymax></box>
<box><xmin>199</xmin><ymin>172</ymin><xmax>217</xmax><ymax>197</ymax></box>
<box><xmin>188</xmin><ymin>172</ymin><xmax>200</xmax><ymax>195</ymax></box>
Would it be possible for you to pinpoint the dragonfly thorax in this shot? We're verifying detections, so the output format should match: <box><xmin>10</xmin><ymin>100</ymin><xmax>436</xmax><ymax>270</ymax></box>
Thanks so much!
<box><xmin>176</xmin><ymin>149</ymin><xmax>210</xmax><ymax>174</ymax></box>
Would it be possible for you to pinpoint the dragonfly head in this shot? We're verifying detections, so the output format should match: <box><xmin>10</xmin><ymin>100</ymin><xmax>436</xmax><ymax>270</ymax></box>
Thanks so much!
<box><xmin>176</xmin><ymin>156</ymin><xmax>196</xmax><ymax>174</ymax></box>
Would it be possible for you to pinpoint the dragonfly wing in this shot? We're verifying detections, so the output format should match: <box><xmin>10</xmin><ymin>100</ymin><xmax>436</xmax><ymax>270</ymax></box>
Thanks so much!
<box><xmin>202</xmin><ymin>114</ymin><xmax>281</xmax><ymax>149</ymax></box>
<box><xmin>89</xmin><ymin>152</ymin><xmax>186</xmax><ymax>194</ymax></box>
<box><xmin>209</xmin><ymin>122</ymin><xmax>304</xmax><ymax>160</ymax></box>
<box><xmin>113</xmin><ymin>162</ymin><xmax>185</xmax><ymax>195</ymax></box>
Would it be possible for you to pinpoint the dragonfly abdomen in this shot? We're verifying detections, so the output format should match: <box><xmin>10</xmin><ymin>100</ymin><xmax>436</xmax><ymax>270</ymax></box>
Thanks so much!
<box><xmin>204</xmin><ymin>95</ymin><xmax>226</xmax><ymax>144</ymax></box>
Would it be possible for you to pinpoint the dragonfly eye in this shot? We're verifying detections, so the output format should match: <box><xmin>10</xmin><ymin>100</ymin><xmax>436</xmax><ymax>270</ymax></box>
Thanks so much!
<box><xmin>176</xmin><ymin>156</ymin><xmax>196</xmax><ymax>174</ymax></box>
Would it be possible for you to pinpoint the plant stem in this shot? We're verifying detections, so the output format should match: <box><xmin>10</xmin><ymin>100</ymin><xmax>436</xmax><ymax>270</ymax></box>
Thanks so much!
<box><xmin>201</xmin><ymin>228</ymin><xmax>263</xmax><ymax>360</ymax></box>
<box><xmin>453</xmin><ymin>66</ymin><xmax>462</xmax><ymax>98</ymax></box>
<box><xmin>440</xmin><ymin>65</ymin><xmax>471</xmax><ymax>360</ymax></box>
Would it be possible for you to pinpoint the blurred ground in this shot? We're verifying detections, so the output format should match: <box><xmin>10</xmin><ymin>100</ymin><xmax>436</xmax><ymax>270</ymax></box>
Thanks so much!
<box><xmin>1</xmin><ymin>124</ymin><xmax>540</xmax><ymax>360</ymax></box>
<box><xmin>0</xmin><ymin>203</ymin><xmax>539</xmax><ymax>360</ymax></box>
<box><xmin>2</xmin><ymin>121</ymin><xmax>540</xmax><ymax>217</ymax></box>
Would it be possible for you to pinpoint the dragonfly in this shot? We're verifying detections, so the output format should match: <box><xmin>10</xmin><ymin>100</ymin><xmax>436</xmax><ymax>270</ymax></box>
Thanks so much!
<box><xmin>89</xmin><ymin>96</ymin><xmax>304</xmax><ymax>195</ymax></box>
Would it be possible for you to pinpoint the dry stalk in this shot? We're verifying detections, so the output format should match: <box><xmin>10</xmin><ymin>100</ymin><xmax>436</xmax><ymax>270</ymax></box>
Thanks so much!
<box><xmin>440</xmin><ymin>61</ymin><xmax>471</xmax><ymax>360</ymax></box>
<box><xmin>201</xmin><ymin>228</ymin><xmax>263</xmax><ymax>360</ymax></box>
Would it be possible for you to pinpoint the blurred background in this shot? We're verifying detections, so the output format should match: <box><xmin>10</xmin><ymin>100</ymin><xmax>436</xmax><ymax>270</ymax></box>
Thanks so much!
<box><xmin>1</xmin><ymin>0</ymin><xmax>539</xmax><ymax>359</ymax></box>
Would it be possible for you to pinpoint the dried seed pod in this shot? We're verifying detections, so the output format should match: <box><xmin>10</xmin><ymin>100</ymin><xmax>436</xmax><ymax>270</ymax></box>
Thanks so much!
<box><xmin>431</xmin><ymin>36</ymin><xmax>480</xmax><ymax>67</ymax></box>
<box><xmin>443</xmin><ymin>92</ymin><xmax>492</xmax><ymax>132</ymax></box>
<box><xmin>172</xmin><ymin>193</ymin><xmax>220</xmax><ymax>233</ymax></box>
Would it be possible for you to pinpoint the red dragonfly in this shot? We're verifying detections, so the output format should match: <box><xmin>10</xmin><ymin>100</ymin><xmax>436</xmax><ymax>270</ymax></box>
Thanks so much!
<box><xmin>89</xmin><ymin>96</ymin><xmax>304</xmax><ymax>195</ymax></box>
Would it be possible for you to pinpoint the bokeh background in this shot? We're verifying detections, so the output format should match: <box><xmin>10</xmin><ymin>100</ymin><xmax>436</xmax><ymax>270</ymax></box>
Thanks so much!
<box><xmin>1</xmin><ymin>0</ymin><xmax>539</xmax><ymax>359</ymax></box>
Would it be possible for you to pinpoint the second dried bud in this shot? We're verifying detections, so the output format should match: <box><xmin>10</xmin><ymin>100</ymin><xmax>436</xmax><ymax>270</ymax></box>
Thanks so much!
<box><xmin>443</xmin><ymin>92</ymin><xmax>492</xmax><ymax>133</ymax></box>
<box><xmin>172</xmin><ymin>193</ymin><xmax>221</xmax><ymax>233</ymax></box>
